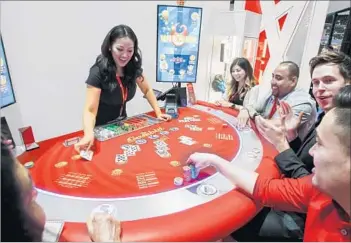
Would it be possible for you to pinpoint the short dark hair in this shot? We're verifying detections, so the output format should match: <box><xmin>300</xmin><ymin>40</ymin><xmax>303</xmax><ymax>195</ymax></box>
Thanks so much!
<box><xmin>309</xmin><ymin>51</ymin><xmax>351</xmax><ymax>83</ymax></box>
<box><xmin>1</xmin><ymin>137</ymin><xmax>40</xmax><ymax>241</ymax></box>
<box><xmin>279</xmin><ymin>61</ymin><xmax>300</xmax><ymax>79</ymax></box>
<box><xmin>332</xmin><ymin>85</ymin><xmax>351</xmax><ymax>153</ymax></box>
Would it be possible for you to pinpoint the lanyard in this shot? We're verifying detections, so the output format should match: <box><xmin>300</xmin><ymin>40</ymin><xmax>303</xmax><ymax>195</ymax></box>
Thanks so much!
<box><xmin>116</xmin><ymin>76</ymin><xmax>128</xmax><ymax>117</ymax></box>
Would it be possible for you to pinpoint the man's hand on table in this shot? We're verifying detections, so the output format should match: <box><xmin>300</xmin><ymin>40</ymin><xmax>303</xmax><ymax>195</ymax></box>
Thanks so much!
<box><xmin>87</xmin><ymin>212</ymin><xmax>121</xmax><ymax>242</ymax></box>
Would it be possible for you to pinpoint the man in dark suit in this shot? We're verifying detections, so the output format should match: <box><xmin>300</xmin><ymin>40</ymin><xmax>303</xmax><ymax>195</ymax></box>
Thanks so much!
<box><xmin>233</xmin><ymin>51</ymin><xmax>351</xmax><ymax>241</ymax></box>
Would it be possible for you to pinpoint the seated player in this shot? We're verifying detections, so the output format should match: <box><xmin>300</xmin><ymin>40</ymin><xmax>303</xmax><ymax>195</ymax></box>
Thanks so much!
<box><xmin>214</xmin><ymin>57</ymin><xmax>256</xmax><ymax>110</ymax></box>
<box><xmin>1</xmin><ymin>136</ymin><xmax>122</xmax><ymax>242</ymax></box>
<box><xmin>1</xmin><ymin>136</ymin><xmax>46</xmax><ymax>241</ymax></box>
<box><xmin>238</xmin><ymin>61</ymin><xmax>316</xmax><ymax>140</ymax></box>
<box><xmin>187</xmin><ymin>85</ymin><xmax>351</xmax><ymax>242</ymax></box>
<box><xmin>233</xmin><ymin>52</ymin><xmax>351</xmax><ymax>241</ymax></box>
<box><xmin>75</xmin><ymin>25</ymin><xmax>171</xmax><ymax>152</ymax></box>
<box><xmin>257</xmin><ymin>51</ymin><xmax>351</xmax><ymax>176</ymax></box>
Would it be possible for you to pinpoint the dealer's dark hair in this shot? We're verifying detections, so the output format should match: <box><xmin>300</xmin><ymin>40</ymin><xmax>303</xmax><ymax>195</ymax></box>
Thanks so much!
<box><xmin>309</xmin><ymin>51</ymin><xmax>351</xmax><ymax>83</ymax></box>
<box><xmin>1</xmin><ymin>136</ymin><xmax>39</xmax><ymax>241</ymax></box>
<box><xmin>332</xmin><ymin>85</ymin><xmax>351</xmax><ymax>153</ymax></box>
<box><xmin>93</xmin><ymin>25</ymin><xmax>143</xmax><ymax>91</ymax></box>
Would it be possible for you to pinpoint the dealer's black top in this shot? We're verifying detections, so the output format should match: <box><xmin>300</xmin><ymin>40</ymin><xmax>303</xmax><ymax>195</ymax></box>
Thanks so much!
<box><xmin>86</xmin><ymin>65</ymin><xmax>137</xmax><ymax>126</ymax></box>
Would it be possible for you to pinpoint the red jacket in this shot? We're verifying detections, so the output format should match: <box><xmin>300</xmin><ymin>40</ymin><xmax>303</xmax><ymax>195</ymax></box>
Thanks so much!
<box><xmin>253</xmin><ymin>175</ymin><xmax>351</xmax><ymax>242</ymax></box>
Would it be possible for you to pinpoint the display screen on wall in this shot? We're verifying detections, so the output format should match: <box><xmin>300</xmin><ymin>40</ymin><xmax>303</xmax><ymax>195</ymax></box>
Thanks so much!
<box><xmin>0</xmin><ymin>35</ymin><xmax>16</xmax><ymax>108</ymax></box>
<box><xmin>156</xmin><ymin>5</ymin><xmax>202</xmax><ymax>83</ymax></box>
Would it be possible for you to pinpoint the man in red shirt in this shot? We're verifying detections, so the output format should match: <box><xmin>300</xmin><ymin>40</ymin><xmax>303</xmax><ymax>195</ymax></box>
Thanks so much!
<box><xmin>187</xmin><ymin>85</ymin><xmax>351</xmax><ymax>242</ymax></box>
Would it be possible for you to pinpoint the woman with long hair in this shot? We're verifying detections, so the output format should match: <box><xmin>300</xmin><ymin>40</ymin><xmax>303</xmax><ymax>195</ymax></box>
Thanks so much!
<box><xmin>75</xmin><ymin>25</ymin><xmax>171</xmax><ymax>152</ymax></box>
<box><xmin>215</xmin><ymin>57</ymin><xmax>256</xmax><ymax>110</ymax></box>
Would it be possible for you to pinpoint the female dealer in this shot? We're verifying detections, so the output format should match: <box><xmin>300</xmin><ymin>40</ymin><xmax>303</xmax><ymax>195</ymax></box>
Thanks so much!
<box><xmin>75</xmin><ymin>25</ymin><xmax>171</xmax><ymax>152</ymax></box>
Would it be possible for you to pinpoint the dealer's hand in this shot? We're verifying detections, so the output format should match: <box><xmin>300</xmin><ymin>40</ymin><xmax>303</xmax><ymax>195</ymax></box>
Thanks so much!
<box><xmin>74</xmin><ymin>132</ymin><xmax>95</xmax><ymax>153</ymax></box>
<box><xmin>157</xmin><ymin>113</ymin><xmax>172</xmax><ymax>121</ymax></box>
<box><xmin>87</xmin><ymin>212</ymin><xmax>121</xmax><ymax>242</ymax></box>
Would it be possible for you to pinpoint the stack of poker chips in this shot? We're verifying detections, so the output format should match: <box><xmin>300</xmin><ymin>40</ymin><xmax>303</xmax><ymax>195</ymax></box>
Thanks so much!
<box><xmin>183</xmin><ymin>166</ymin><xmax>192</xmax><ymax>182</ymax></box>
<box><xmin>183</xmin><ymin>164</ymin><xmax>199</xmax><ymax>182</ymax></box>
<box><xmin>174</xmin><ymin>177</ymin><xmax>184</xmax><ymax>186</ymax></box>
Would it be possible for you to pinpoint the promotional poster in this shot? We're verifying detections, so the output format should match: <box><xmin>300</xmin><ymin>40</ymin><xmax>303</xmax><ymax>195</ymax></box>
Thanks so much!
<box><xmin>156</xmin><ymin>5</ymin><xmax>202</xmax><ymax>83</ymax></box>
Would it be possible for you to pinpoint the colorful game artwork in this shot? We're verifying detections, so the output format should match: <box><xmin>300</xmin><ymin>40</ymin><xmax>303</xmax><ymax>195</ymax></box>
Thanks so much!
<box><xmin>156</xmin><ymin>5</ymin><xmax>202</xmax><ymax>83</ymax></box>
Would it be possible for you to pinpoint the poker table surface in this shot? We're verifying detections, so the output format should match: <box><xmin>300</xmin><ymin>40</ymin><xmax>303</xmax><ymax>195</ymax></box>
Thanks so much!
<box><xmin>17</xmin><ymin>101</ymin><xmax>281</xmax><ymax>242</ymax></box>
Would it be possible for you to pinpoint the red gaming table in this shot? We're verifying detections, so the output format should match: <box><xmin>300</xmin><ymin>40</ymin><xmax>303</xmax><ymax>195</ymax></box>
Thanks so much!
<box><xmin>17</xmin><ymin>101</ymin><xmax>280</xmax><ymax>241</ymax></box>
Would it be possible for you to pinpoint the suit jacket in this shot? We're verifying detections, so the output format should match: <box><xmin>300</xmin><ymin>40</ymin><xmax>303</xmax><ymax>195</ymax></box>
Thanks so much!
<box><xmin>275</xmin><ymin>113</ymin><xmax>325</xmax><ymax>178</ymax></box>
<box><xmin>243</xmin><ymin>85</ymin><xmax>317</xmax><ymax>141</ymax></box>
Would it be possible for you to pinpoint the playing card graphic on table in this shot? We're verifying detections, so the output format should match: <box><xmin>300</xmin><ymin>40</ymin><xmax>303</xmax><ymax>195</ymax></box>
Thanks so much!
<box><xmin>155</xmin><ymin>145</ymin><xmax>170</xmax><ymax>151</ymax></box>
<box><xmin>115</xmin><ymin>154</ymin><xmax>128</xmax><ymax>163</ymax></box>
<box><xmin>154</xmin><ymin>140</ymin><xmax>167</xmax><ymax>147</ymax></box>
<box><xmin>156</xmin><ymin>149</ymin><xmax>171</xmax><ymax>158</ymax></box>
<box><xmin>124</xmin><ymin>150</ymin><xmax>136</xmax><ymax>157</ymax></box>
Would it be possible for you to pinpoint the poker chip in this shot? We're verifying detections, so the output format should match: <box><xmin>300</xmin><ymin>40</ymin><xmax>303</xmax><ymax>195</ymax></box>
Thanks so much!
<box><xmin>170</xmin><ymin>161</ymin><xmax>181</xmax><ymax>167</ymax></box>
<box><xmin>189</xmin><ymin>164</ymin><xmax>199</xmax><ymax>179</ymax></box>
<box><xmin>207</xmin><ymin>127</ymin><xmax>215</xmax><ymax>131</ymax></box>
<box><xmin>24</xmin><ymin>161</ymin><xmax>34</xmax><ymax>169</ymax></box>
<box><xmin>159</xmin><ymin>131</ymin><xmax>170</xmax><ymax>135</ymax></box>
<box><xmin>203</xmin><ymin>143</ymin><xmax>212</xmax><ymax>148</ymax></box>
<box><xmin>174</xmin><ymin>177</ymin><xmax>184</xmax><ymax>186</ymax></box>
<box><xmin>55</xmin><ymin>161</ymin><xmax>68</xmax><ymax>168</ymax></box>
<box><xmin>71</xmin><ymin>154</ymin><xmax>81</xmax><ymax>160</ymax></box>
<box><xmin>135</xmin><ymin>139</ymin><xmax>147</xmax><ymax>144</ymax></box>
<box><xmin>111</xmin><ymin>169</ymin><xmax>123</xmax><ymax>176</ymax></box>
<box><xmin>182</xmin><ymin>165</ymin><xmax>192</xmax><ymax>182</ymax></box>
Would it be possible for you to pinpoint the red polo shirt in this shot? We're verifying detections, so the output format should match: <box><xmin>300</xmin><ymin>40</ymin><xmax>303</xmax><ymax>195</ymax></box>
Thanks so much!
<box><xmin>253</xmin><ymin>175</ymin><xmax>351</xmax><ymax>242</ymax></box>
